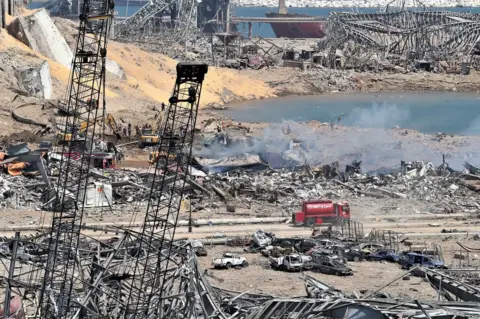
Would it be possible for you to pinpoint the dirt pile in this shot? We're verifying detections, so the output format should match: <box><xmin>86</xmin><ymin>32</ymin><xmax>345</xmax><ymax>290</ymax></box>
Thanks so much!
<box><xmin>242</xmin><ymin>65</ymin><xmax>480</xmax><ymax>96</ymax></box>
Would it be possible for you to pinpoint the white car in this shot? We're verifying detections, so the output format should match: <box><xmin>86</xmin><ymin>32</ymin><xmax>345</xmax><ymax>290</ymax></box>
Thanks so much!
<box><xmin>212</xmin><ymin>253</ymin><xmax>248</xmax><ymax>269</ymax></box>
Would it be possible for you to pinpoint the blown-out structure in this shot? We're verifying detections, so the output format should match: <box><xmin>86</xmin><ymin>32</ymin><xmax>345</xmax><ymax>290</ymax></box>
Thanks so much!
<box><xmin>321</xmin><ymin>9</ymin><xmax>480</xmax><ymax>60</ymax></box>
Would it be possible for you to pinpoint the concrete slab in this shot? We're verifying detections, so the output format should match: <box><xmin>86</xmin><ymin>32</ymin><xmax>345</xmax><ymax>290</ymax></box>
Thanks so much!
<box><xmin>39</xmin><ymin>61</ymin><xmax>52</xmax><ymax>98</ymax></box>
<box><xmin>7</xmin><ymin>8</ymin><xmax>73</xmax><ymax>68</ymax></box>
<box><xmin>15</xmin><ymin>61</ymin><xmax>52</xmax><ymax>99</ymax></box>
<box><xmin>106</xmin><ymin>58</ymin><xmax>126</xmax><ymax>79</ymax></box>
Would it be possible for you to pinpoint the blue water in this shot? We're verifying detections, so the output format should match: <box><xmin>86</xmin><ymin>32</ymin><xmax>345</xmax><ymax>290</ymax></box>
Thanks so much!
<box><xmin>222</xmin><ymin>92</ymin><xmax>480</xmax><ymax>135</ymax></box>
<box><xmin>28</xmin><ymin>3</ymin><xmax>480</xmax><ymax>37</ymax></box>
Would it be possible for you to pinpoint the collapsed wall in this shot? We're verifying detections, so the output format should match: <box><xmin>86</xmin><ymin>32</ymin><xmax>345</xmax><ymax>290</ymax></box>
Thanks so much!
<box><xmin>7</xmin><ymin>8</ymin><xmax>73</xmax><ymax>67</ymax></box>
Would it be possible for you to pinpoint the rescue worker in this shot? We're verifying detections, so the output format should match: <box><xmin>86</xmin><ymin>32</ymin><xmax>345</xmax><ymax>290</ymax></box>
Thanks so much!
<box><xmin>127</xmin><ymin>123</ymin><xmax>132</xmax><ymax>137</ymax></box>
<box><xmin>161</xmin><ymin>102</ymin><xmax>166</xmax><ymax>112</ymax></box>
<box><xmin>123</xmin><ymin>127</ymin><xmax>127</xmax><ymax>137</ymax></box>
<box><xmin>330</xmin><ymin>120</ymin><xmax>334</xmax><ymax>131</ymax></box>
<box><xmin>337</xmin><ymin>115</ymin><xmax>342</xmax><ymax>124</ymax></box>
<box><xmin>286</xmin><ymin>123</ymin><xmax>292</xmax><ymax>134</ymax></box>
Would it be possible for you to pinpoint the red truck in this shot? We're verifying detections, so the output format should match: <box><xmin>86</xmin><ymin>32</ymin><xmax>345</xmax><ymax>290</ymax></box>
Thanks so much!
<box><xmin>292</xmin><ymin>200</ymin><xmax>350</xmax><ymax>226</ymax></box>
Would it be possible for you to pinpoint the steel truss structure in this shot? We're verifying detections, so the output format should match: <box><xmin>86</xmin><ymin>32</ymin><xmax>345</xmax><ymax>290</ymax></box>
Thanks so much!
<box><xmin>115</xmin><ymin>0</ymin><xmax>199</xmax><ymax>39</ymax></box>
<box><xmin>323</xmin><ymin>9</ymin><xmax>480</xmax><ymax>59</ymax></box>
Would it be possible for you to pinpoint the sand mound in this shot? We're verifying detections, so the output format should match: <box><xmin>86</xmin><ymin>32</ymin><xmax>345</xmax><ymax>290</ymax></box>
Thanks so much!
<box><xmin>0</xmin><ymin>14</ymin><xmax>275</xmax><ymax>132</ymax></box>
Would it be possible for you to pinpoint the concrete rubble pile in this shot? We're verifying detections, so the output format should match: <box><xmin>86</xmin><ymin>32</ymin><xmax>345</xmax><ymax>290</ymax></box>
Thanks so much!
<box><xmin>189</xmin><ymin>158</ymin><xmax>480</xmax><ymax>216</ymax></box>
<box><xmin>0</xmin><ymin>175</ymin><xmax>46</xmax><ymax>209</ymax></box>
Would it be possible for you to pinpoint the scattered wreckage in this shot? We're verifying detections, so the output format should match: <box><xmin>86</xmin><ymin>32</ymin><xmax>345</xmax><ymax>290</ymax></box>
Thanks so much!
<box><xmin>244</xmin><ymin>224</ymin><xmax>444</xmax><ymax>278</ymax></box>
<box><xmin>189</xmin><ymin>153</ymin><xmax>480</xmax><ymax>220</ymax></box>
<box><xmin>209</xmin><ymin>239</ymin><xmax>480</xmax><ymax>319</ymax></box>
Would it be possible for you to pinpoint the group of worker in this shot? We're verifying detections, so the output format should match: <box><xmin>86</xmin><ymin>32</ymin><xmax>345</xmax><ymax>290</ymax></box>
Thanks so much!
<box><xmin>118</xmin><ymin>102</ymin><xmax>168</xmax><ymax>138</ymax></box>
<box><xmin>118</xmin><ymin>123</ymin><xmax>159</xmax><ymax>138</ymax></box>
<box><xmin>121</xmin><ymin>123</ymin><xmax>133</xmax><ymax>137</ymax></box>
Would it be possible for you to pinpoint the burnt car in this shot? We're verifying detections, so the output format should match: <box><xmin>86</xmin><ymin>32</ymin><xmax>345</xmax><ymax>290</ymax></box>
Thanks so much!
<box><xmin>367</xmin><ymin>249</ymin><xmax>399</xmax><ymax>263</ymax></box>
<box><xmin>305</xmin><ymin>257</ymin><xmax>353</xmax><ymax>276</ymax></box>
<box><xmin>342</xmin><ymin>246</ymin><xmax>366</xmax><ymax>262</ymax></box>
<box><xmin>195</xmin><ymin>246</ymin><xmax>208</xmax><ymax>257</ymax></box>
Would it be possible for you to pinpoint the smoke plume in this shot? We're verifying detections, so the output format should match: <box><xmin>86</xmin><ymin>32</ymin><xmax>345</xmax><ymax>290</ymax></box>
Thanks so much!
<box><xmin>195</xmin><ymin>104</ymin><xmax>480</xmax><ymax>172</ymax></box>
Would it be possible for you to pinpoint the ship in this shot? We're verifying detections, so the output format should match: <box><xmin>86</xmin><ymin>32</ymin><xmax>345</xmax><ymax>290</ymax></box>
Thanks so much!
<box><xmin>265</xmin><ymin>0</ymin><xmax>326</xmax><ymax>38</ymax></box>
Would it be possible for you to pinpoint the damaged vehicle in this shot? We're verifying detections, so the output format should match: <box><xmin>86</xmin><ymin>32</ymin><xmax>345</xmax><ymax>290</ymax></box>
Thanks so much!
<box><xmin>366</xmin><ymin>249</ymin><xmax>399</xmax><ymax>263</ymax></box>
<box><xmin>191</xmin><ymin>240</ymin><xmax>208</xmax><ymax>257</ymax></box>
<box><xmin>270</xmin><ymin>254</ymin><xmax>309</xmax><ymax>272</ymax></box>
<box><xmin>253</xmin><ymin>230</ymin><xmax>274</xmax><ymax>248</ymax></box>
<box><xmin>306</xmin><ymin>257</ymin><xmax>353</xmax><ymax>276</ymax></box>
<box><xmin>212</xmin><ymin>253</ymin><xmax>248</xmax><ymax>269</ymax></box>
<box><xmin>342</xmin><ymin>246</ymin><xmax>366</xmax><ymax>262</ymax></box>
<box><xmin>360</xmin><ymin>243</ymin><xmax>384</xmax><ymax>255</ymax></box>
<box><xmin>401</xmin><ymin>252</ymin><xmax>446</xmax><ymax>270</ymax></box>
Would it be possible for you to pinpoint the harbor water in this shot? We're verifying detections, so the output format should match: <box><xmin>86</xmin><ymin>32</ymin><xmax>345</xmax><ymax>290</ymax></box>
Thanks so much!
<box><xmin>222</xmin><ymin>92</ymin><xmax>480</xmax><ymax>135</ymax></box>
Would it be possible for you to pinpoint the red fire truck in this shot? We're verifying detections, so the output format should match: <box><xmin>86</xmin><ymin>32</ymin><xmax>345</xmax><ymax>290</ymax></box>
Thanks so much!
<box><xmin>292</xmin><ymin>200</ymin><xmax>350</xmax><ymax>226</ymax></box>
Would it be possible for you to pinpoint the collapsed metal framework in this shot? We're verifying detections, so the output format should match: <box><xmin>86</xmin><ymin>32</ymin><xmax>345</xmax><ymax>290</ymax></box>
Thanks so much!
<box><xmin>115</xmin><ymin>0</ymin><xmax>200</xmax><ymax>43</ymax></box>
<box><xmin>322</xmin><ymin>9</ymin><xmax>480</xmax><ymax>61</ymax></box>
<box><xmin>37</xmin><ymin>0</ymin><xmax>114</xmax><ymax>316</ymax></box>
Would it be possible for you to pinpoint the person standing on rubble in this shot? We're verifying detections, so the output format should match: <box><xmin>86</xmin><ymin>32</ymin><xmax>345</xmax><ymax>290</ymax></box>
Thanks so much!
<box><xmin>330</xmin><ymin>120</ymin><xmax>334</xmax><ymax>131</ymax></box>
<box><xmin>127</xmin><ymin>123</ymin><xmax>132</xmax><ymax>137</ymax></box>
<box><xmin>161</xmin><ymin>102</ymin><xmax>166</xmax><ymax>112</ymax></box>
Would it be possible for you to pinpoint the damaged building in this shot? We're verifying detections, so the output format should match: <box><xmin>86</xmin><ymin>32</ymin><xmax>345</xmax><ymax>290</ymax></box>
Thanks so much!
<box><xmin>315</xmin><ymin>8</ymin><xmax>480</xmax><ymax>71</ymax></box>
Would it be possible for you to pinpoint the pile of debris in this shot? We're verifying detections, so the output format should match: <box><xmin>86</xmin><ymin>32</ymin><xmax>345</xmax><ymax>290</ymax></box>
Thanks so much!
<box><xmin>189</xmin><ymin>159</ymin><xmax>480</xmax><ymax>216</ymax></box>
<box><xmin>0</xmin><ymin>140</ymin><xmax>153</xmax><ymax>211</ymax></box>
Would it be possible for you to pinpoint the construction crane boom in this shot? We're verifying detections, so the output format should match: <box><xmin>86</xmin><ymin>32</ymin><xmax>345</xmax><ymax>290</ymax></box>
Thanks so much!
<box><xmin>45</xmin><ymin>62</ymin><xmax>208</xmax><ymax>319</ymax></box>
<box><xmin>36</xmin><ymin>0</ymin><xmax>114</xmax><ymax>316</ymax></box>
<box><xmin>124</xmin><ymin>62</ymin><xmax>208</xmax><ymax>317</ymax></box>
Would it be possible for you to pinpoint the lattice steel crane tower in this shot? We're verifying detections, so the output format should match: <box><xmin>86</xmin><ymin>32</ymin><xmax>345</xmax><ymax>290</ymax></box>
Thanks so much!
<box><xmin>36</xmin><ymin>0</ymin><xmax>114</xmax><ymax>316</ymax></box>
<box><xmin>52</xmin><ymin>63</ymin><xmax>209</xmax><ymax>319</ymax></box>
<box><xmin>117</xmin><ymin>62</ymin><xmax>208</xmax><ymax>318</ymax></box>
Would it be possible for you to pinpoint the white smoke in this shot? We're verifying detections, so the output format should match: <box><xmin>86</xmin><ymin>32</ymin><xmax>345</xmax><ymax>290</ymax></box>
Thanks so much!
<box><xmin>197</xmin><ymin>103</ymin><xmax>480</xmax><ymax>172</ymax></box>
<box><xmin>343</xmin><ymin>103</ymin><xmax>410</xmax><ymax>129</ymax></box>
